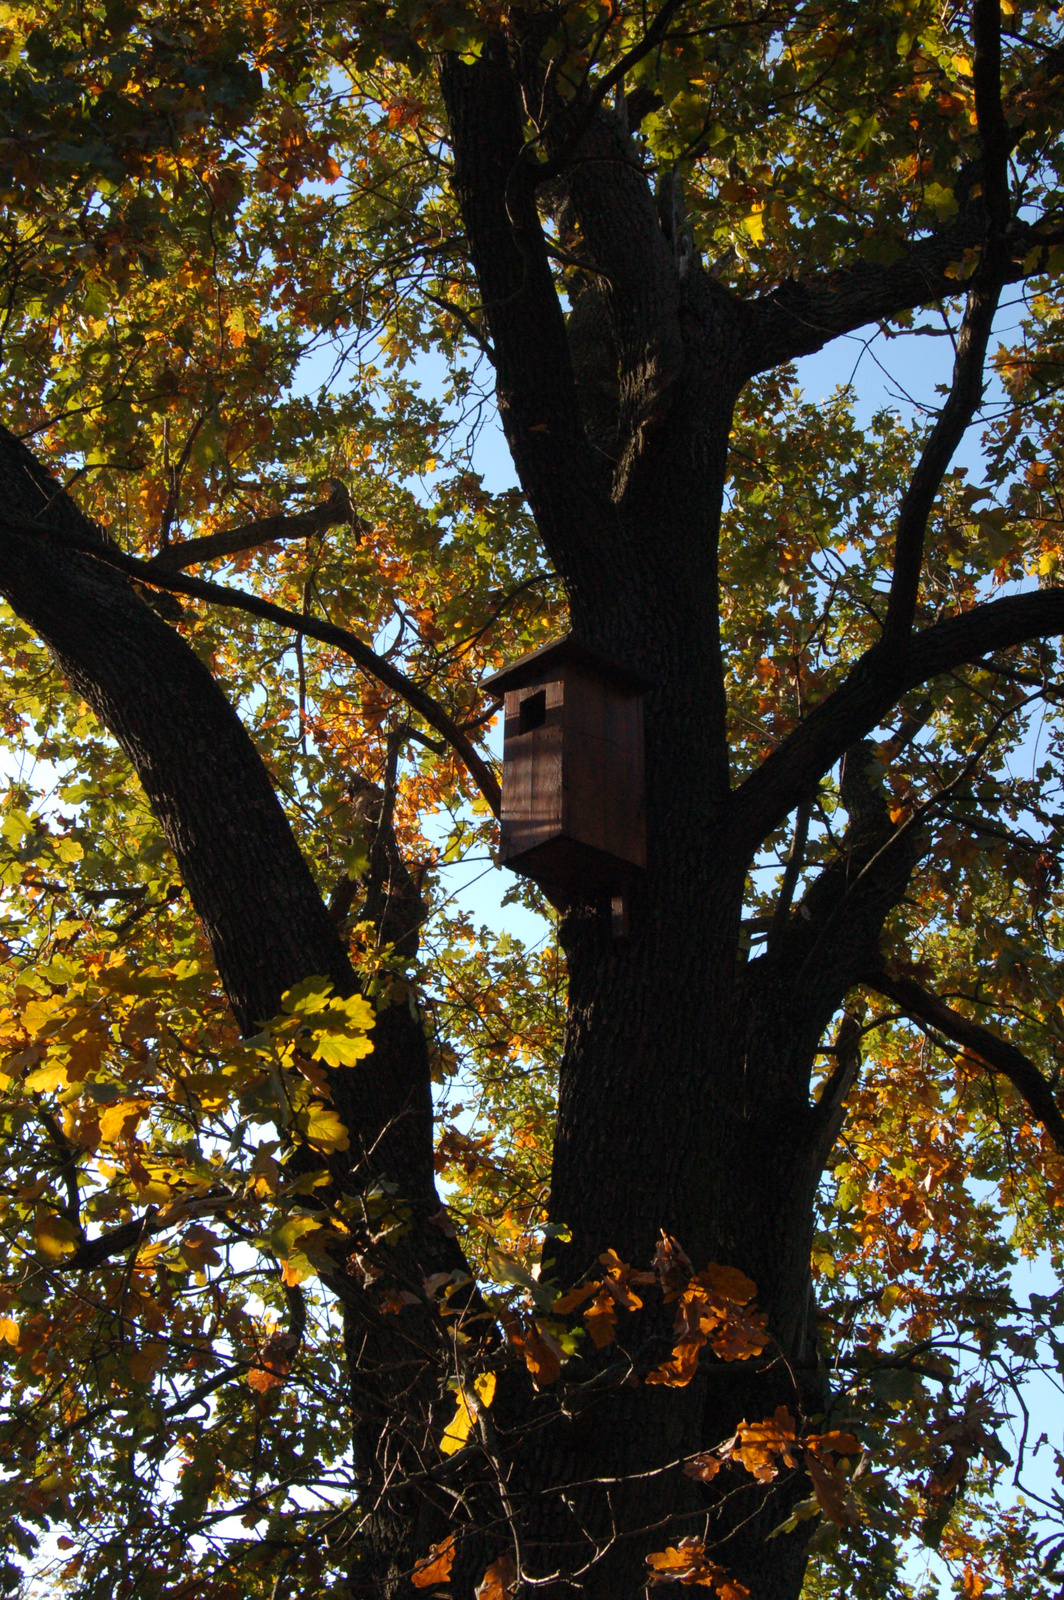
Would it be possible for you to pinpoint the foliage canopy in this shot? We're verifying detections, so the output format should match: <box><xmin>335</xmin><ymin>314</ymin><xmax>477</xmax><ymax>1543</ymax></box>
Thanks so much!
<box><xmin>1</xmin><ymin>0</ymin><xmax>1064</xmax><ymax>1597</ymax></box>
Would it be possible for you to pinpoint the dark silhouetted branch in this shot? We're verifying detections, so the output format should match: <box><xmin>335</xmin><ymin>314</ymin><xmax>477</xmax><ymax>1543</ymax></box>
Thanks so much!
<box><xmin>865</xmin><ymin>964</ymin><xmax>1064</xmax><ymax>1154</ymax></box>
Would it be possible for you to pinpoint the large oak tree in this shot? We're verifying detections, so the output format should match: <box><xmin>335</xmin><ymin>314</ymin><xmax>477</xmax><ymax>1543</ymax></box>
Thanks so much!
<box><xmin>1</xmin><ymin>0</ymin><xmax>1064</xmax><ymax>1596</ymax></box>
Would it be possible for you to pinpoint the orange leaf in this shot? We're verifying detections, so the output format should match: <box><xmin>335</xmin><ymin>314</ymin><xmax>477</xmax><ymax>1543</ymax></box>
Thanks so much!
<box><xmin>696</xmin><ymin>1263</ymin><xmax>757</xmax><ymax>1305</ymax></box>
<box><xmin>683</xmin><ymin>1452</ymin><xmax>723</xmax><ymax>1483</ymax></box>
<box><xmin>726</xmin><ymin>1407</ymin><xmax>798</xmax><ymax>1482</ymax></box>
<box><xmin>247</xmin><ymin>1365</ymin><xmax>284</xmax><ymax>1393</ymax></box>
<box><xmin>584</xmin><ymin>1288</ymin><xmax>618</xmax><ymax>1348</ymax></box>
<box><xmin>412</xmin><ymin>1533</ymin><xmax>456</xmax><ymax>1589</ymax></box>
<box><xmin>645</xmin><ymin>1336</ymin><xmax>704</xmax><ymax>1387</ymax></box>
<box><xmin>807</xmin><ymin>1430</ymin><xmax>860</xmax><ymax>1459</ymax></box>
<box><xmin>506</xmin><ymin>1317</ymin><xmax>563</xmax><ymax>1387</ymax></box>
<box><xmin>709</xmin><ymin>1308</ymin><xmax>770</xmax><ymax>1362</ymax></box>
<box><xmin>646</xmin><ymin>1537</ymin><xmax>749</xmax><ymax>1593</ymax></box>
<box><xmin>475</xmin><ymin>1552</ymin><xmax>517</xmax><ymax>1599</ymax></box>
<box><xmin>805</xmin><ymin>1450</ymin><xmax>857</xmax><ymax>1526</ymax></box>
<box><xmin>552</xmin><ymin>1280</ymin><xmax>599</xmax><ymax>1315</ymax></box>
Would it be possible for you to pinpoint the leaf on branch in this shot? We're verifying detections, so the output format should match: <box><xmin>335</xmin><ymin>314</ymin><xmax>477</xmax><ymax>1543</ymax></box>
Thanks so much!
<box><xmin>475</xmin><ymin>1552</ymin><xmax>517</xmax><ymax>1599</ymax></box>
<box><xmin>440</xmin><ymin>1390</ymin><xmax>475</xmax><ymax>1455</ymax></box>
<box><xmin>683</xmin><ymin>1452</ymin><xmax>723</xmax><ymax>1484</ymax></box>
<box><xmin>297</xmin><ymin>1101</ymin><xmax>349</xmax><ymax>1152</ymax></box>
<box><xmin>646</xmin><ymin>1256</ymin><xmax>769</xmax><ymax>1386</ymax></box>
<box><xmin>33</xmin><ymin>1209</ymin><xmax>78</xmax><ymax>1260</ymax></box>
<box><xmin>722</xmin><ymin>1407</ymin><xmax>800</xmax><ymax>1483</ymax></box>
<box><xmin>411</xmin><ymin>1533</ymin><xmax>456</xmax><ymax>1589</ymax></box>
<box><xmin>504</xmin><ymin>1314</ymin><xmax>563</xmax><ymax>1387</ymax></box>
<box><xmin>98</xmin><ymin>1099</ymin><xmax>149</xmax><ymax>1144</ymax></box>
<box><xmin>646</xmin><ymin>1537</ymin><xmax>750</xmax><ymax>1595</ymax></box>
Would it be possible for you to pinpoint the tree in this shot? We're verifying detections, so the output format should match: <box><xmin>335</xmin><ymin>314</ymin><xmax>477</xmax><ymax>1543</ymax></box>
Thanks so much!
<box><xmin>1</xmin><ymin>0</ymin><xmax>1064</xmax><ymax>1595</ymax></box>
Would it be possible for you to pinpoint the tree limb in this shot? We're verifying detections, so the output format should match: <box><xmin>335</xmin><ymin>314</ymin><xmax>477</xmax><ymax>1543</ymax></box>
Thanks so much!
<box><xmin>880</xmin><ymin>281</ymin><xmax>1001</xmax><ymax>654</ymax></box>
<box><xmin>863</xmin><ymin>964</ymin><xmax>1064</xmax><ymax>1155</ymax></box>
<box><xmin>148</xmin><ymin>482</ymin><xmax>365</xmax><ymax>572</ymax></box>
<box><xmin>437</xmin><ymin>38</ymin><xmax>620</xmax><ymax>601</ymax></box>
<box><xmin>2</xmin><ymin>499</ymin><xmax>502</xmax><ymax>818</ymax></box>
<box><xmin>731</xmin><ymin>589</ymin><xmax>1064</xmax><ymax>853</ymax></box>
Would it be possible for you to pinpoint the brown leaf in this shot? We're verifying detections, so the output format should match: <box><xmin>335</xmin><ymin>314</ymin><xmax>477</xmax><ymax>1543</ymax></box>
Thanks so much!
<box><xmin>652</xmin><ymin>1232</ymin><xmax>693</xmax><ymax>1300</ymax></box>
<box><xmin>475</xmin><ymin>1552</ymin><xmax>517</xmax><ymax>1599</ymax></box>
<box><xmin>805</xmin><ymin>1450</ymin><xmax>857</xmax><ymax>1526</ymax></box>
<box><xmin>725</xmin><ymin>1407</ymin><xmax>798</xmax><ymax>1482</ymax></box>
<box><xmin>584</xmin><ymin>1288</ymin><xmax>618</xmax><ymax>1348</ymax></box>
<box><xmin>645</xmin><ymin>1336</ymin><xmax>704</xmax><ymax>1387</ymax></box>
<box><xmin>247</xmin><ymin>1365</ymin><xmax>284</xmax><ymax>1394</ymax></box>
<box><xmin>683</xmin><ymin>1452</ymin><xmax>723</xmax><ymax>1484</ymax></box>
<box><xmin>504</xmin><ymin>1315</ymin><xmax>563</xmax><ymax>1387</ymax></box>
<box><xmin>552</xmin><ymin>1279</ymin><xmax>598</xmax><ymax>1314</ymax></box>
<box><xmin>380</xmin><ymin>1289</ymin><xmax>421</xmax><ymax>1313</ymax></box>
<box><xmin>645</xmin><ymin>1537</ymin><xmax>750</xmax><ymax>1594</ymax></box>
<box><xmin>709</xmin><ymin>1307</ymin><xmax>770</xmax><ymax>1363</ymax></box>
<box><xmin>807</xmin><ymin>1430</ymin><xmax>860</xmax><ymax>1459</ymax></box>
<box><xmin>411</xmin><ymin>1533</ymin><xmax>456</xmax><ymax>1589</ymax></box>
<box><xmin>696</xmin><ymin>1263</ymin><xmax>757</xmax><ymax>1305</ymax></box>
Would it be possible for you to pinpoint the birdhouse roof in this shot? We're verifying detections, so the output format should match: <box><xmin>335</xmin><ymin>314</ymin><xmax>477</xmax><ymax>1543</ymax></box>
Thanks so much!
<box><xmin>483</xmin><ymin>634</ymin><xmax>652</xmax><ymax>696</ymax></box>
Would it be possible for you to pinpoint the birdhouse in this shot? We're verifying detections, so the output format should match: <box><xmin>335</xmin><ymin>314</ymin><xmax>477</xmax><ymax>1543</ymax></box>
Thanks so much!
<box><xmin>483</xmin><ymin>635</ymin><xmax>648</xmax><ymax>902</ymax></box>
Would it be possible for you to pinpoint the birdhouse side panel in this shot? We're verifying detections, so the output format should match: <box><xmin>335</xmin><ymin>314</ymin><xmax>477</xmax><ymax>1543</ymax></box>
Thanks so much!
<box><xmin>498</xmin><ymin>682</ymin><xmax>564</xmax><ymax>863</ymax></box>
<box><xmin>561</xmin><ymin>672</ymin><xmax>646</xmax><ymax>869</ymax></box>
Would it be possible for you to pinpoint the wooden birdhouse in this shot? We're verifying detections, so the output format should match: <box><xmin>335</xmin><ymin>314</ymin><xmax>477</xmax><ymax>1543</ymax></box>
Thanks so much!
<box><xmin>484</xmin><ymin>635</ymin><xmax>648</xmax><ymax>902</ymax></box>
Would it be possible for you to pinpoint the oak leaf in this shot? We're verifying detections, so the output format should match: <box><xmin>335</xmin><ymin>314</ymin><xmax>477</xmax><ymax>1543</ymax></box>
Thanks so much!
<box><xmin>411</xmin><ymin>1533</ymin><xmax>456</xmax><ymax>1589</ymax></box>
<box><xmin>475</xmin><ymin>1553</ymin><xmax>517</xmax><ymax>1599</ymax></box>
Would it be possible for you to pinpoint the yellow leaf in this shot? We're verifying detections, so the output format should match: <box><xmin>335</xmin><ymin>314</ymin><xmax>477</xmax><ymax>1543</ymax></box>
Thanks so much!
<box><xmin>473</xmin><ymin>1371</ymin><xmax>496</xmax><ymax>1409</ymax></box>
<box><xmin>300</xmin><ymin>1102</ymin><xmax>349</xmax><ymax>1152</ymax></box>
<box><xmin>98</xmin><ymin>1100</ymin><xmax>148</xmax><ymax>1143</ymax></box>
<box><xmin>0</xmin><ymin>1316</ymin><xmax>19</xmax><ymax>1345</ymax></box>
<box><xmin>440</xmin><ymin>1390</ymin><xmax>475</xmax><ymax>1454</ymax></box>
<box><xmin>743</xmin><ymin>205</ymin><xmax>765</xmax><ymax>243</ymax></box>
<box><xmin>23</xmin><ymin>1060</ymin><xmax>70</xmax><ymax>1093</ymax></box>
<box><xmin>34</xmin><ymin>1209</ymin><xmax>78</xmax><ymax>1260</ymax></box>
<box><xmin>312</xmin><ymin>1028</ymin><xmax>375</xmax><ymax>1067</ymax></box>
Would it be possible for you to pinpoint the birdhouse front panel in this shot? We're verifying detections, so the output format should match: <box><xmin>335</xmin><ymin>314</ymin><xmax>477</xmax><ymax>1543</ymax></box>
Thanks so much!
<box><xmin>499</xmin><ymin>679</ymin><xmax>565</xmax><ymax>861</ymax></box>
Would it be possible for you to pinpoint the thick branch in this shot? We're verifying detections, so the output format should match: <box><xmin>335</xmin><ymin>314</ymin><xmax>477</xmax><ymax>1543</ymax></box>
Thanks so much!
<box><xmin>437</xmin><ymin>38</ymin><xmax>619</xmax><ymax>605</ymax></box>
<box><xmin>0</xmin><ymin>426</ymin><xmax>356</xmax><ymax>1033</ymax></box>
<box><xmin>148</xmin><ymin>483</ymin><xmax>364</xmax><ymax>573</ymax></box>
<box><xmin>3</xmin><ymin>500</ymin><xmax>501</xmax><ymax>818</ymax></box>
<box><xmin>731</xmin><ymin>588</ymin><xmax>1064</xmax><ymax>852</ymax></box>
<box><xmin>864</xmin><ymin>965</ymin><xmax>1064</xmax><ymax>1154</ymax></box>
<box><xmin>972</xmin><ymin>0</ymin><xmax>1011</xmax><ymax>238</ymax></box>
<box><xmin>880</xmin><ymin>281</ymin><xmax>1001</xmax><ymax>653</ymax></box>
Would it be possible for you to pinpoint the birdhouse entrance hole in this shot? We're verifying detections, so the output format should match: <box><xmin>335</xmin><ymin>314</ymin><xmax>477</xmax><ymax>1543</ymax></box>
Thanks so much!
<box><xmin>484</xmin><ymin>635</ymin><xmax>650</xmax><ymax>905</ymax></box>
<box><xmin>519</xmin><ymin>689</ymin><xmax>547</xmax><ymax>734</ymax></box>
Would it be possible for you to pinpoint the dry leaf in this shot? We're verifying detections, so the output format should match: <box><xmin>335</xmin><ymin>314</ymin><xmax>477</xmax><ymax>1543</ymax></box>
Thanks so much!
<box><xmin>683</xmin><ymin>1452</ymin><xmax>723</xmax><ymax>1483</ymax></box>
<box><xmin>411</xmin><ymin>1533</ymin><xmax>456</xmax><ymax>1589</ymax></box>
<box><xmin>645</xmin><ymin>1338</ymin><xmax>703</xmax><ymax>1387</ymax></box>
<box><xmin>475</xmin><ymin>1552</ymin><xmax>517</xmax><ymax>1599</ymax></box>
<box><xmin>584</xmin><ymin>1288</ymin><xmax>619</xmax><ymax>1348</ymax></box>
